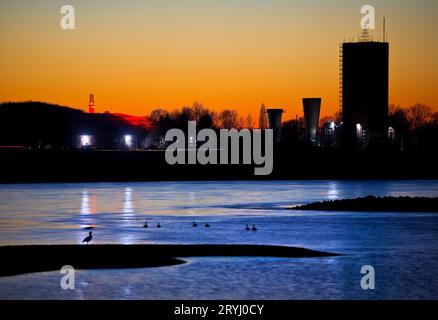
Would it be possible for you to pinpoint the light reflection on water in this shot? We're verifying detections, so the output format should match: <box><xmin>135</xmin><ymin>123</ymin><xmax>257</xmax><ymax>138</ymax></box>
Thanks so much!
<box><xmin>0</xmin><ymin>180</ymin><xmax>437</xmax><ymax>299</ymax></box>
<box><xmin>80</xmin><ymin>190</ymin><xmax>89</xmax><ymax>215</ymax></box>
<box><xmin>123</xmin><ymin>187</ymin><xmax>133</xmax><ymax>214</ymax></box>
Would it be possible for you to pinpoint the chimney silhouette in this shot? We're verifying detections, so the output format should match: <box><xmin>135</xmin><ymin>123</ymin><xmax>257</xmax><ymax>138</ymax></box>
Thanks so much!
<box><xmin>89</xmin><ymin>93</ymin><xmax>95</xmax><ymax>113</ymax></box>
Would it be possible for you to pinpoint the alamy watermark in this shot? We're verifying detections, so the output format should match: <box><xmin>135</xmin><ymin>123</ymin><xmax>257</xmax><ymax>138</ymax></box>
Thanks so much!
<box><xmin>165</xmin><ymin>122</ymin><xmax>274</xmax><ymax>176</ymax></box>
<box><xmin>361</xmin><ymin>5</ymin><xmax>375</xmax><ymax>30</ymax></box>
<box><xmin>60</xmin><ymin>5</ymin><xmax>75</xmax><ymax>30</ymax></box>
<box><xmin>60</xmin><ymin>265</ymin><xmax>75</xmax><ymax>290</ymax></box>
<box><xmin>360</xmin><ymin>265</ymin><xmax>375</xmax><ymax>290</ymax></box>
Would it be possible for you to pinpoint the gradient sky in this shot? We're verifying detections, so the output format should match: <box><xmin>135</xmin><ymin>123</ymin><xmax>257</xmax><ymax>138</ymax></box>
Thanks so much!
<box><xmin>1</xmin><ymin>0</ymin><xmax>437</xmax><ymax>119</ymax></box>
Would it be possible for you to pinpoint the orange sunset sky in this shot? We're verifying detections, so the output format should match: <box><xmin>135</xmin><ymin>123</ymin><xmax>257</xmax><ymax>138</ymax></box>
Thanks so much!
<box><xmin>1</xmin><ymin>0</ymin><xmax>437</xmax><ymax>120</ymax></box>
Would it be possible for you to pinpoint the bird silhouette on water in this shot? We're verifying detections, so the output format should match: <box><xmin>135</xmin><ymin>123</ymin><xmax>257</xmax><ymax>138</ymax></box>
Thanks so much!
<box><xmin>143</xmin><ymin>221</ymin><xmax>148</xmax><ymax>228</ymax></box>
<box><xmin>205</xmin><ymin>223</ymin><xmax>210</xmax><ymax>228</ymax></box>
<box><xmin>157</xmin><ymin>222</ymin><xmax>161</xmax><ymax>228</ymax></box>
<box><xmin>82</xmin><ymin>231</ymin><xmax>93</xmax><ymax>244</ymax></box>
<box><xmin>251</xmin><ymin>224</ymin><xmax>257</xmax><ymax>231</ymax></box>
<box><xmin>192</xmin><ymin>222</ymin><xmax>198</xmax><ymax>227</ymax></box>
<box><xmin>245</xmin><ymin>224</ymin><xmax>250</xmax><ymax>231</ymax></box>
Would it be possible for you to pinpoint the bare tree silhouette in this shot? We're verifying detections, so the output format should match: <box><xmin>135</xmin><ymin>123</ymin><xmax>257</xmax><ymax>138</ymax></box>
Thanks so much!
<box><xmin>408</xmin><ymin>104</ymin><xmax>433</xmax><ymax>129</ymax></box>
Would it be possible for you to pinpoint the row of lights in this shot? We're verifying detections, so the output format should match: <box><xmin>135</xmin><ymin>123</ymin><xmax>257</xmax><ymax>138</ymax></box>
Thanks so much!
<box><xmin>80</xmin><ymin>135</ymin><xmax>133</xmax><ymax>147</ymax></box>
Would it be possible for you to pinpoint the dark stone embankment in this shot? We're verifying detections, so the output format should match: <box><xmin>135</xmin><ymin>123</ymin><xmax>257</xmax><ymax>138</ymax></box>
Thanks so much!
<box><xmin>291</xmin><ymin>196</ymin><xmax>438</xmax><ymax>212</ymax></box>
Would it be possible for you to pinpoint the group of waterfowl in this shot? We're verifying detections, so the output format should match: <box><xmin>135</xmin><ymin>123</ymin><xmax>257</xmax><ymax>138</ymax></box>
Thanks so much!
<box><xmin>143</xmin><ymin>221</ymin><xmax>257</xmax><ymax>231</ymax></box>
<box><xmin>143</xmin><ymin>221</ymin><xmax>161</xmax><ymax>228</ymax></box>
<box><xmin>191</xmin><ymin>221</ymin><xmax>210</xmax><ymax>228</ymax></box>
<box><xmin>82</xmin><ymin>221</ymin><xmax>259</xmax><ymax>244</ymax></box>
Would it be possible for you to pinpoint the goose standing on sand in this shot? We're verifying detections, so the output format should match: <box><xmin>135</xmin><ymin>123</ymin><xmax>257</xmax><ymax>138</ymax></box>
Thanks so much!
<box><xmin>82</xmin><ymin>231</ymin><xmax>93</xmax><ymax>244</ymax></box>
<box><xmin>251</xmin><ymin>224</ymin><xmax>257</xmax><ymax>231</ymax></box>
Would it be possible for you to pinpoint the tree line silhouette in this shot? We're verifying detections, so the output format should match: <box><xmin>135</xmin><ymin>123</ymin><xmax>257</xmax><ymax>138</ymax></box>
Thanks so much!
<box><xmin>0</xmin><ymin>101</ymin><xmax>437</xmax><ymax>152</ymax></box>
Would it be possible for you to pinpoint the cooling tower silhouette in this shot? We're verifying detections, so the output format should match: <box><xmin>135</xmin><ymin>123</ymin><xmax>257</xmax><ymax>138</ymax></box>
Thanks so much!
<box><xmin>303</xmin><ymin>98</ymin><xmax>321</xmax><ymax>144</ymax></box>
<box><xmin>267</xmin><ymin>109</ymin><xmax>284</xmax><ymax>144</ymax></box>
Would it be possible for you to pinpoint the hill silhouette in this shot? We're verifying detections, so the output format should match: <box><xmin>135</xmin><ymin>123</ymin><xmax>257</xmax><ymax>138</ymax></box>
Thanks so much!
<box><xmin>0</xmin><ymin>101</ymin><xmax>150</xmax><ymax>149</ymax></box>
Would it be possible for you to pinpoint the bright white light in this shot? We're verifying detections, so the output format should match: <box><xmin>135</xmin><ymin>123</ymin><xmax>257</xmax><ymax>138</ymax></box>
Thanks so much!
<box><xmin>189</xmin><ymin>136</ymin><xmax>196</xmax><ymax>146</ymax></box>
<box><xmin>80</xmin><ymin>135</ymin><xmax>90</xmax><ymax>147</ymax></box>
<box><xmin>124</xmin><ymin>135</ymin><xmax>133</xmax><ymax>147</ymax></box>
<box><xmin>388</xmin><ymin>127</ymin><xmax>395</xmax><ymax>137</ymax></box>
<box><xmin>356</xmin><ymin>124</ymin><xmax>363</xmax><ymax>142</ymax></box>
<box><xmin>330</xmin><ymin>122</ymin><xmax>336</xmax><ymax>130</ymax></box>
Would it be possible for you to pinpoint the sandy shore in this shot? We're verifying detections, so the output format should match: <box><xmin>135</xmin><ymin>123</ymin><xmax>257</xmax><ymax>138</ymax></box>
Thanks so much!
<box><xmin>0</xmin><ymin>244</ymin><xmax>338</xmax><ymax>277</ymax></box>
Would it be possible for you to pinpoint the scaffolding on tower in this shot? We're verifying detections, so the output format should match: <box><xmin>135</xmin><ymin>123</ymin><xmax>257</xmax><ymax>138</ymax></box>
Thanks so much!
<box><xmin>338</xmin><ymin>43</ymin><xmax>343</xmax><ymax>115</ymax></box>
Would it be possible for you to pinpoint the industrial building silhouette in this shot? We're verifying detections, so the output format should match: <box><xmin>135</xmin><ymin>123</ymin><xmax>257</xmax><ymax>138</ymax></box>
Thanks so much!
<box><xmin>341</xmin><ymin>40</ymin><xmax>389</xmax><ymax>146</ymax></box>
